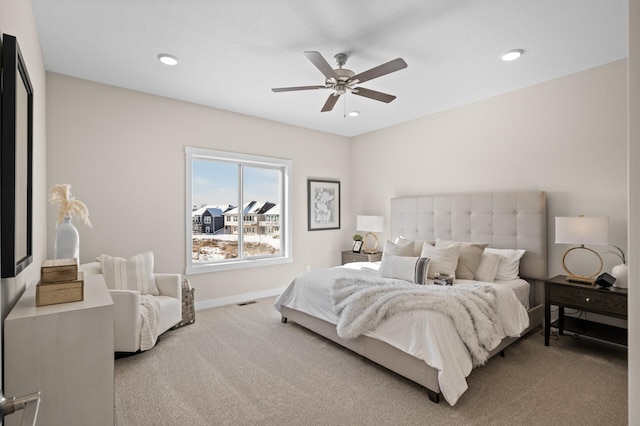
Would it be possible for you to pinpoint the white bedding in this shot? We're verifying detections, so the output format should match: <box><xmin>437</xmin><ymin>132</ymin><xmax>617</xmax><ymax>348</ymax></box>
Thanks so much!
<box><xmin>274</xmin><ymin>261</ymin><xmax>530</xmax><ymax>405</ymax></box>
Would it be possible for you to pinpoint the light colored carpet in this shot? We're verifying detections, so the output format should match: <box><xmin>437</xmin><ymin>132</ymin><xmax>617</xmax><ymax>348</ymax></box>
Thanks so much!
<box><xmin>115</xmin><ymin>297</ymin><xmax>628</xmax><ymax>426</ymax></box>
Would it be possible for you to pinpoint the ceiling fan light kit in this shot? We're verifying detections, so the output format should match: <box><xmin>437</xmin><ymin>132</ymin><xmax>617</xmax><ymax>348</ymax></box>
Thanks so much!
<box><xmin>272</xmin><ymin>51</ymin><xmax>407</xmax><ymax>112</ymax></box>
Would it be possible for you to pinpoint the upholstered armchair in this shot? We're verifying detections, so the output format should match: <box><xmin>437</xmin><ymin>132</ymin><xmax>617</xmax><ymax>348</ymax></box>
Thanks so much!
<box><xmin>80</xmin><ymin>253</ymin><xmax>182</xmax><ymax>352</ymax></box>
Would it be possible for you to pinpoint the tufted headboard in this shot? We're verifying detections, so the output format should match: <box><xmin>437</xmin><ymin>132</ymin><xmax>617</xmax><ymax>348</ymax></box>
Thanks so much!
<box><xmin>390</xmin><ymin>192</ymin><xmax>547</xmax><ymax>280</ymax></box>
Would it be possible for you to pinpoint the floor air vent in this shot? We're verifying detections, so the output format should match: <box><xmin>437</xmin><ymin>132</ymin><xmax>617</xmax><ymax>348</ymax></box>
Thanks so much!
<box><xmin>237</xmin><ymin>301</ymin><xmax>257</xmax><ymax>306</ymax></box>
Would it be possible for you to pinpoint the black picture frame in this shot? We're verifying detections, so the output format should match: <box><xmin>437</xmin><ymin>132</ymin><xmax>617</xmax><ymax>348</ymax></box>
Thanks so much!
<box><xmin>1</xmin><ymin>34</ymin><xmax>34</xmax><ymax>278</ymax></box>
<box><xmin>307</xmin><ymin>179</ymin><xmax>340</xmax><ymax>231</ymax></box>
<box><xmin>352</xmin><ymin>240</ymin><xmax>363</xmax><ymax>253</ymax></box>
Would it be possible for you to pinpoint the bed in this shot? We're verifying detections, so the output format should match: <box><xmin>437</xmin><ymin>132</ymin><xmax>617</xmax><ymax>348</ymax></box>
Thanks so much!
<box><xmin>275</xmin><ymin>191</ymin><xmax>546</xmax><ymax>405</ymax></box>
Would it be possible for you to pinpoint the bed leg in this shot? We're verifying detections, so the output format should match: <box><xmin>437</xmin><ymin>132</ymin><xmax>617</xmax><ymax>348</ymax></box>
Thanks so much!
<box><xmin>500</xmin><ymin>350</ymin><xmax>505</xmax><ymax>357</ymax></box>
<box><xmin>426</xmin><ymin>389</ymin><xmax>440</xmax><ymax>403</ymax></box>
<box><xmin>281</xmin><ymin>316</ymin><xmax>288</xmax><ymax>324</ymax></box>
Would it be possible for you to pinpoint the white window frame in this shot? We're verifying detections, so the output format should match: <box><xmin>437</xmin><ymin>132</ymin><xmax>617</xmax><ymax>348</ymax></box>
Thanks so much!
<box><xmin>185</xmin><ymin>146</ymin><xmax>292</xmax><ymax>274</ymax></box>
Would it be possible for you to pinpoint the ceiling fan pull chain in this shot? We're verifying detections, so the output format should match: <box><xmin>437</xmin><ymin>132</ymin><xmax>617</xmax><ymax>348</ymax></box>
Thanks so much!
<box><xmin>343</xmin><ymin>94</ymin><xmax>347</xmax><ymax>118</ymax></box>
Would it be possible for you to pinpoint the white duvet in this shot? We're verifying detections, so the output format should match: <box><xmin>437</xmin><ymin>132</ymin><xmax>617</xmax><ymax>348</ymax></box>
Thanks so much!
<box><xmin>274</xmin><ymin>262</ymin><xmax>530</xmax><ymax>405</ymax></box>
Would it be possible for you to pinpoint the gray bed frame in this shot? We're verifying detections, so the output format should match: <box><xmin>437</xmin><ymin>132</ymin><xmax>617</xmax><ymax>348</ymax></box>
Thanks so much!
<box><xmin>281</xmin><ymin>191</ymin><xmax>547</xmax><ymax>403</ymax></box>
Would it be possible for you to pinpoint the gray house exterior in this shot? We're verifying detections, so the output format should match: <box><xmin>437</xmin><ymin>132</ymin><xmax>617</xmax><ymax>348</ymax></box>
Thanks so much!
<box><xmin>192</xmin><ymin>205</ymin><xmax>234</xmax><ymax>234</ymax></box>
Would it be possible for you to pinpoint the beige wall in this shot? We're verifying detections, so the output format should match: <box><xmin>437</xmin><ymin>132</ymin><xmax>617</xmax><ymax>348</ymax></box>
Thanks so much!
<box><xmin>351</xmin><ymin>60</ymin><xmax>628</xmax><ymax>278</ymax></box>
<box><xmin>46</xmin><ymin>73</ymin><xmax>352</xmax><ymax>305</ymax></box>
<box><xmin>628</xmin><ymin>0</ymin><xmax>639</xmax><ymax>421</ymax></box>
<box><xmin>47</xmin><ymin>61</ymin><xmax>628</xmax><ymax>303</ymax></box>
<box><xmin>0</xmin><ymin>2</ymin><xmax>48</xmax><ymax>317</ymax></box>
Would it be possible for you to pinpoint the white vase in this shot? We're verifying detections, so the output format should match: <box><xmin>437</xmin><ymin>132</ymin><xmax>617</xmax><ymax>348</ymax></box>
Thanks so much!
<box><xmin>54</xmin><ymin>216</ymin><xmax>79</xmax><ymax>261</ymax></box>
<box><xmin>611</xmin><ymin>263</ymin><xmax>628</xmax><ymax>289</ymax></box>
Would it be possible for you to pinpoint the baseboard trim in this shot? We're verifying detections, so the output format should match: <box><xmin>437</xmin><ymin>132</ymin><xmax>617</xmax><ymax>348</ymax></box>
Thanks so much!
<box><xmin>194</xmin><ymin>287</ymin><xmax>287</xmax><ymax>311</ymax></box>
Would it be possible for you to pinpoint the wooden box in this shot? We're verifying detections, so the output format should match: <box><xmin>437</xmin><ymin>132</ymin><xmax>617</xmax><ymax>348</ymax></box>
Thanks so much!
<box><xmin>36</xmin><ymin>272</ymin><xmax>84</xmax><ymax>307</ymax></box>
<box><xmin>41</xmin><ymin>258</ymin><xmax>78</xmax><ymax>283</ymax></box>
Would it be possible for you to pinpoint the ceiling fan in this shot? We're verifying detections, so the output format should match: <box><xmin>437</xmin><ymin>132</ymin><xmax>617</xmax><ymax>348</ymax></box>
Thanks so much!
<box><xmin>272</xmin><ymin>51</ymin><xmax>408</xmax><ymax>112</ymax></box>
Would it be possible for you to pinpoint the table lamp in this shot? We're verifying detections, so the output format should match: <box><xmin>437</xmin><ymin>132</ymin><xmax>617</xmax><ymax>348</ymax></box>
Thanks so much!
<box><xmin>357</xmin><ymin>215</ymin><xmax>384</xmax><ymax>254</ymax></box>
<box><xmin>555</xmin><ymin>216</ymin><xmax>609</xmax><ymax>283</ymax></box>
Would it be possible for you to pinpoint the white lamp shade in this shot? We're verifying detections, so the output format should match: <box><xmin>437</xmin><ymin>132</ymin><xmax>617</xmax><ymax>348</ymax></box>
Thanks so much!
<box><xmin>555</xmin><ymin>217</ymin><xmax>609</xmax><ymax>245</ymax></box>
<box><xmin>357</xmin><ymin>215</ymin><xmax>384</xmax><ymax>233</ymax></box>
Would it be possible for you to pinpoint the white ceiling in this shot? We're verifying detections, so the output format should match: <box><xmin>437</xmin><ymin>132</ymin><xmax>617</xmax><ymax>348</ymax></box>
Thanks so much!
<box><xmin>30</xmin><ymin>0</ymin><xmax>628</xmax><ymax>138</ymax></box>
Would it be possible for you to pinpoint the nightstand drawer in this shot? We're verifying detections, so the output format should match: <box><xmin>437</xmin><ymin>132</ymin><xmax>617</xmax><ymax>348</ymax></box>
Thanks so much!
<box><xmin>550</xmin><ymin>285</ymin><xmax>627</xmax><ymax>318</ymax></box>
<box><xmin>341</xmin><ymin>251</ymin><xmax>382</xmax><ymax>265</ymax></box>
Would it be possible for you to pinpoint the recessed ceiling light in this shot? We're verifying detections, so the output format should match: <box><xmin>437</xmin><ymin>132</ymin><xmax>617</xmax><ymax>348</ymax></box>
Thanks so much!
<box><xmin>348</xmin><ymin>111</ymin><xmax>360</xmax><ymax>117</ymax></box>
<box><xmin>501</xmin><ymin>49</ymin><xmax>524</xmax><ymax>62</ymax></box>
<box><xmin>157</xmin><ymin>53</ymin><xmax>178</xmax><ymax>66</ymax></box>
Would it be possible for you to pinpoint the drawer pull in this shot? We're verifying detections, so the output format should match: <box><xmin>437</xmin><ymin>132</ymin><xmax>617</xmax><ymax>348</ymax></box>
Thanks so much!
<box><xmin>586</xmin><ymin>297</ymin><xmax>590</xmax><ymax>302</ymax></box>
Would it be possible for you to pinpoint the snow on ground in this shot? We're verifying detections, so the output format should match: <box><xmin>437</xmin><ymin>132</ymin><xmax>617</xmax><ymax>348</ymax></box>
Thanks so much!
<box><xmin>192</xmin><ymin>234</ymin><xmax>280</xmax><ymax>262</ymax></box>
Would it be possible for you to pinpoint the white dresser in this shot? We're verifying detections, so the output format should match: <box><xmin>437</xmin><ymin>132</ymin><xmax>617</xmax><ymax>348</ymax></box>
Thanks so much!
<box><xmin>4</xmin><ymin>274</ymin><xmax>114</xmax><ymax>426</ymax></box>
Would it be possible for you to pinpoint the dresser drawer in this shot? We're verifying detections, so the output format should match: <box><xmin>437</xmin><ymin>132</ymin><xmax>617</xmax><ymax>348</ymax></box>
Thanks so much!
<box><xmin>550</xmin><ymin>284</ymin><xmax>627</xmax><ymax>318</ymax></box>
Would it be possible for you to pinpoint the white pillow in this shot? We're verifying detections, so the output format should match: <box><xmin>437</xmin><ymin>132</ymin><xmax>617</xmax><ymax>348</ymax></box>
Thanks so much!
<box><xmin>396</xmin><ymin>237</ymin><xmax>435</xmax><ymax>257</ymax></box>
<box><xmin>473</xmin><ymin>252</ymin><xmax>503</xmax><ymax>282</ymax></box>
<box><xmin>383</xmin><ymin>239</ymin><xmax>414</xmax><ymax>256</ymax></box>
<box><xmin>420</xmin><ymin>243</ymin><xmax>461</xmax><ymax>279</ymax></box>
<box><xmin>484</xmin><ymin>248</ymin><xmax>526</xmax><ymax>281</ymax></box>
<box><xmin>98</xmin><ymin>251</ymin><xmax>159</xmax><ymax>295</ymax></box>
<box><xmin>436</xmin><ymin>239</ymin><xmax>488</xmax><ymax>280</ymax></box>
<box><xmin>379</xmin><ymin>254</ymin><xmax>429</xmax><ymax>284</ymax></box>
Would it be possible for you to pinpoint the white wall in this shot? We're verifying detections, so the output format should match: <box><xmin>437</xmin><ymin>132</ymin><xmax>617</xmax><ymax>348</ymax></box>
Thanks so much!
<box><xmin>46</xmin><ymin>73</ymin><xmax>352</xmax><ymax>305</ymax></box>
<box><xmin>0</xmin><ymin>2</ymin><xmax>48</xmax><ymax>320</ymax></box>
<box><xmin>351</xmin><ymin>60</ymin><xmax>628</xmax><ymax>279</ymax></box>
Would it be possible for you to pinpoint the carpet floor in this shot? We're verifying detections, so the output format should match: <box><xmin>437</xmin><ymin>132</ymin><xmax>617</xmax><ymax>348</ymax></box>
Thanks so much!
<box><xmin>114</xmin><ymin>297</ymin><xmax>628</xmax><ymax>426</ymax></box>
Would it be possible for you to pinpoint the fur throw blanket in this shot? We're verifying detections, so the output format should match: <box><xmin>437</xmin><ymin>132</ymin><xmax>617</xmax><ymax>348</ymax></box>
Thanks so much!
<box><xmin>140</xmin><ymin>294</ymin><xmax>161</xmax><ymax>351</ymax></box>
<box><xmin>330</xmin><ymin>277</ymin><xmax>503</xmax><ymax>366</ymax></box>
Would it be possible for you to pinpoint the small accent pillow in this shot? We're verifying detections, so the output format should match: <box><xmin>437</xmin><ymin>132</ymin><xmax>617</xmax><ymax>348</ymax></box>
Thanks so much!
<box><xmin>435</xmin><ymin>239</ymin><xmax>489</xmax><ymax>280</ymax></box>
<box><xmin>383</xmin><ymin>239</ymin><xmax>414</xmax><ymax>256</ymax></box>
<box><xmin>98</xmin><ymin>251</ymin><xmax>159</xmax><ymax>295</ymax></box>
<box><xmin>420</xmin><ymin>243</ymin><xmax>461</xmax><ymax>279</ymax></box>
<box><xmin>396</xmin><ymin>237</ymin><xmax>435</xmax><ymax>257</ymax></box>
<box><xmin>473</xmin><ymin>252</ymin><xmax>503</xmax><ymax>282</ymax></box>
<box><xmin>379</xmin><ymin>254</ymin><xmax>430</xmax><ymax>284</ymax></box>
<box><xmin>484</xmin><ymin>248</ymin><xmax>526</xmax><ymax>281</ymax></box>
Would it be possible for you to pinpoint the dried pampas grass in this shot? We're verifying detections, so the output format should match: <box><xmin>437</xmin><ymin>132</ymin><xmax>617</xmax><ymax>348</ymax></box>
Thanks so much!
<box><xmin>49</xmin><ymin>184</ymin><xmax>92</xmax><ymax>227</ymax></box>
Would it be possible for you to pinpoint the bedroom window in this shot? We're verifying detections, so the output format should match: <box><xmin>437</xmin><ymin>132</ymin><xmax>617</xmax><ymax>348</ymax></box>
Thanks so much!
<box><xmin>185</xmin><ymin>147</ymin><xmax>292</xmax><ymax>274</ymax></box>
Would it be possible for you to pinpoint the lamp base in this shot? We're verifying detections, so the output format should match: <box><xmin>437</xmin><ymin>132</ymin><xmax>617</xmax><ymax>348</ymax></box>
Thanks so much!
<box><xmin>561</xmin><ymin>246</ymin><xmax>602</xmax><ymax>285</ymax></box>
<box><xmin>362</xmin><ymin>232</ymin><xmax>379</xmax><ymax>254</ymax></box>
<box><xmin>565</xmin><ymin>275</ymin><xmax>595</xmax><ymax>285</ymax></box>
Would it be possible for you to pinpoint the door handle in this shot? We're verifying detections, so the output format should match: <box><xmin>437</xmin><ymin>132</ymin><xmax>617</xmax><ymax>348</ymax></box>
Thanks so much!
<box><xmin>0</xmin><ymin>389</ymin><xmax>41</xmax><ymax>426</ymax></box>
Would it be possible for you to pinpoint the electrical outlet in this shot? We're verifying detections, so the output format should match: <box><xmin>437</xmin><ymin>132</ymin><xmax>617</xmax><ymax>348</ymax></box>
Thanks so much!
<box><xmin>306</xmin><ymin>265</ymin><xmax>311</xmax><ymax>272</ymax></box>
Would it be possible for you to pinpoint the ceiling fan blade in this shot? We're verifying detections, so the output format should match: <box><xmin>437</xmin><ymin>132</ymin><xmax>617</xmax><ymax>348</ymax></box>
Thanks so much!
<box><xmin>352</xmin><ymin>87</ymin><xmax>396</xmax><ymax>103</ymax></box>
<box><xmin>304</xmin><ymin>51</ymin><xmax>339</xmax><ymax>80</ymax></box>
<box><xmin>272</xmin><ymin>85</ymin><xmax>328</xmax><ymax>92</ymax></box>
<box><xmin>350</xmin><ymin>58</ymin><xmax>407</xmax><ymax>84</ymax></box>
<box><xmin>321</xmin><ymin>93</ymin><xmax>340</xmax><ymax>112</ymax></box>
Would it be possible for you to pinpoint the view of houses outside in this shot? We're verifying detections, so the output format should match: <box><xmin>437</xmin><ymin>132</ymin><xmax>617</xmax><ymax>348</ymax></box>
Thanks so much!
<box><xmin>191</xmin><ymin>159</ymin><xmax>282</xmax><ymax>262</ymax></box>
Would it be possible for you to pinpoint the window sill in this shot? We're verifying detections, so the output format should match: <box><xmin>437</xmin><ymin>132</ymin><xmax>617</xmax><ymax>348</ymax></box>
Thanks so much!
<box><xmin>186</xmin><ymin>256</ymin><xmax>293</xmax><ymax>275</ymax></box>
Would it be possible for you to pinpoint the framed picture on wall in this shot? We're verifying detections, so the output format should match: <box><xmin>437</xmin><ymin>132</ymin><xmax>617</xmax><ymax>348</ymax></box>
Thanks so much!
<box><xmin>1</xmin><ymin>34</ymin><xmax>34</xmax><ymax>278</ymax></box>
<box><xmin>307</xmin><ymin>179</ymin><xmax>340</xmax><ymax>231</ymax></box>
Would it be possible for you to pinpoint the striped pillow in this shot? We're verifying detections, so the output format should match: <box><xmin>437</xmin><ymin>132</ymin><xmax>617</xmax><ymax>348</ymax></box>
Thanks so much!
<box><xmin>379</xmin><ymin>254</ymin><xmax>430</xmax><ymax>285</ymax></box>
<box><xmin>98</xmin><ymin>251</ymin><xmax>159</xmax><ymax>295</ymax></box>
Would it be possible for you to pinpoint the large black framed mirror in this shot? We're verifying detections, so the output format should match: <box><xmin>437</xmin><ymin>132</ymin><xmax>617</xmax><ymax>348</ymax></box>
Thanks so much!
<box><xmin>1</xmin><ymin>34</ymin><xmax>34</xmax><ymax>278</ymax></box>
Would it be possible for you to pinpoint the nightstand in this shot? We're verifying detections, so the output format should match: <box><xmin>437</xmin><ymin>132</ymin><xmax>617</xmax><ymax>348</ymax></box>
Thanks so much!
<box><xmin>341</xmin><ymin>250</ymin><xmax>382</xmax><ymax>265</ymax></box>
<box><xmin>544</xmin><ymin>275</ymin><xmax>627</xmax><ymax>346</ymax></box>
